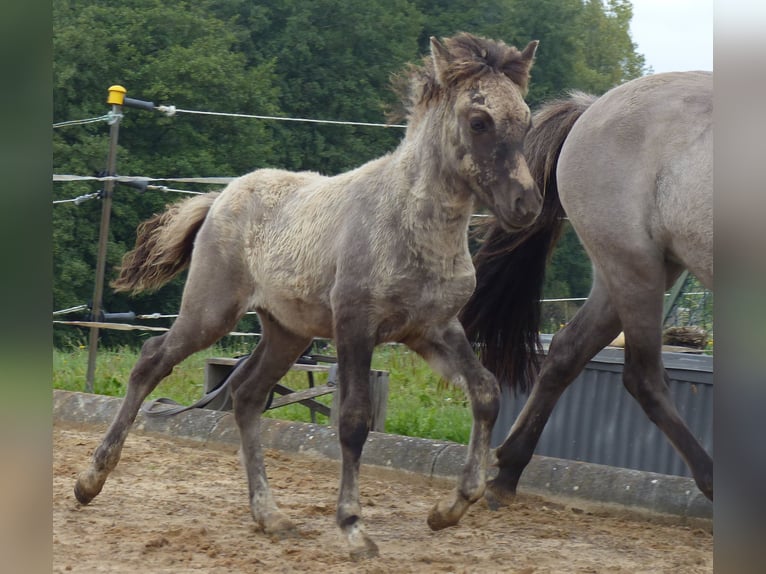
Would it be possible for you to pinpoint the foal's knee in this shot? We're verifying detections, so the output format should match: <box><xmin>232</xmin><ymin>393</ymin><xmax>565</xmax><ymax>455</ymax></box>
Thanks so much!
<box><xmin>128</xmin><ymin>335</ymin><xmax>173</xmax><ymax>384</ymax></box>
<box><xmin>137</xmin><ymin>334</ymin><xmax>167</xmax><ymax>361</ymax></box>
<box><xmin>338</xmin><ymin>411</ymin><xmax>370</xmax><ymax>455</ymax></box>
<box><xmin>232</xmin><ymin>382</ymin><xmax>272</xmax><ymax>419</ymax></box>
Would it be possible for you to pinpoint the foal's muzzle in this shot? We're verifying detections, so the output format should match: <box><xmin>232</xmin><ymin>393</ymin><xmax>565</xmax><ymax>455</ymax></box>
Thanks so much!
<box><xmin>494</xmin><ymin>181</ymin><xmax>542</xmax><ymax>232</ymax></box>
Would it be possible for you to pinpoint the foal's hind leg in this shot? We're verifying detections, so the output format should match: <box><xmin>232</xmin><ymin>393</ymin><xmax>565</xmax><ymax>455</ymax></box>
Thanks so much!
<box><xmin>408</xmin><ymin>318</ymin><xmax>501</xmax><ymax>530</ymax></box>
<box><xmin>74</xmin><ymin>311</ymin><xmax>243</xmax><ymax>504</ymax></box>
<box><xmin>74</xmin><ymin>247</ymin><xmax>248</xmax><ymax>504</ymax></box>
<box><xmin>227</xmin><ymin>315</ymin><xmax>312</xmax><ymax>537</ymax></box>
<box><xmin>486</xmin><ymin>276</ymin><xmax>622</xmax><ymax>508</ymax></box>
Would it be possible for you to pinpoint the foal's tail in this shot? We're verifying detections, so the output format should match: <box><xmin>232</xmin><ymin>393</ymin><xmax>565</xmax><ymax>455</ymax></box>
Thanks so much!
<box><xmin>460</xmin><ymin>91</ymin><xmax>597</xmax><ymax>393</ymax></box>
<box><xmin>111</xmin><ymin>192</ymin><xmax>220</xmax><ymax>294</ymax></box>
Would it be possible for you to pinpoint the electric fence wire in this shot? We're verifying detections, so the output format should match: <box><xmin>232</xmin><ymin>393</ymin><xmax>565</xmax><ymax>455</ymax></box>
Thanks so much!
<box><xmin>53</xmin><ymin>104</ymin><xmax>403</xmax><ymax>205</ymax></box>
<box><xmin>153</xmin><ymin>104</ymin><xmax>406</xmax><ymax>129</ymax></box>
<box><xmin>52</xmin><ymin>114</ymin><xmax>114</xmax><ymax>129</ymax></box>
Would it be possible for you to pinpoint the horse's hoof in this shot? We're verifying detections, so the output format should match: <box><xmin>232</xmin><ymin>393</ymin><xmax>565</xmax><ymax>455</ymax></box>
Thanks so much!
<box><xmin>696</xmin><ymin>474</ymin><xmax>713</xmax><ymax>501</ymax></box>
<box><xmin>484</xmin><ymin>478</ymin><xmax>517</xmax><ymax>511</ymax></box>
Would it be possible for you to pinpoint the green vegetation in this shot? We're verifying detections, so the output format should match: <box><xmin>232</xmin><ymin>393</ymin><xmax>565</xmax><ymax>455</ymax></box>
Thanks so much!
<box><xmin>53</xmin><ymin>344</ymin><xmax>474</xmax><ymax>444</ymax></box>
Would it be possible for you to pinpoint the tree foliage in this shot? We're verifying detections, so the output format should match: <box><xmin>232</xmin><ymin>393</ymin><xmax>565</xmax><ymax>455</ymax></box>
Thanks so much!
<box><xmin>53</xmin><ymin>0</ymin><xmax>648</xmax><ymax>347</ymax></box>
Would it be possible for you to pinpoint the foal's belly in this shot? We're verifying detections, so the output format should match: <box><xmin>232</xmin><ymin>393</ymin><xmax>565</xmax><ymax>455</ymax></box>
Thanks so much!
<box><xmin>252</xmin><ymin>285</ymin><xmax>335</xmax><ymax>340</ymax></box>
<box><xmin>253</xmin><ymin>270</ymin><xmax>475</xmax><ymax>345</ymax></box>
<box><xmin>250</xmin><ymin>215</ymin><xmax>477</xmax><ymax>342</ymax></box>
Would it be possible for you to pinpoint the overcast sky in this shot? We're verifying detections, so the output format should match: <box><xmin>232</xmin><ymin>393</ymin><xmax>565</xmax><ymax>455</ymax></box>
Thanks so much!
<box><xmin>629</xmin><ymin>0</ymin><xmax>714</xmax><ymax>73</ymax></box>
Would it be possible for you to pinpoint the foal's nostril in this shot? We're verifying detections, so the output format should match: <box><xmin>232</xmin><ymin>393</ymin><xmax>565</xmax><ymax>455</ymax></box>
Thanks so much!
<box><xmin>513</xmin><ymin>195</ymin><xmax>530</xmax><ymax>217</ymax></box>
<box><xmin>513</xmin><ymin>191</ymin><xmax>542</xmax><ymax>226</ymax></box>
<box><xmin>517</xmin><ymin>208</ymin><xmax>537</xmax><ymax>227</ymax></box>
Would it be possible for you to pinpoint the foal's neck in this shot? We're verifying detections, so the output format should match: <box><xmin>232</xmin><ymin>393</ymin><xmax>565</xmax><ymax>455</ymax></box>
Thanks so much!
<box><xmin>397</xmin><ymin>125</ymin><xmax>475</xmax><ymax>233</ymax></box>
<box><xmin>379</xmin><ymin>132</ymin><xmax>474</xmax><ymax>263</ymax></box>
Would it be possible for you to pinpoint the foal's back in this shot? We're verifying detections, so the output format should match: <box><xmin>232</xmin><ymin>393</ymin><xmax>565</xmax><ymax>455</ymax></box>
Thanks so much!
<box><xmin>557</xmin><ymin>72</ymin><xmax>713</xmax><ymax>288</ymax></box>
<box><xmin>203</xmin><ymin>166</ymin><xmax>357</xmax><ymax>331</ymax></box>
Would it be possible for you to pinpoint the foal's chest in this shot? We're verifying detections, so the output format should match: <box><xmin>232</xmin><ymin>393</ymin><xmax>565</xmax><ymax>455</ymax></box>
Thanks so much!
<box><xmin>373</xmin><ymin>250</ymin><xmax>476</xmax><ymax>334</ymax></box>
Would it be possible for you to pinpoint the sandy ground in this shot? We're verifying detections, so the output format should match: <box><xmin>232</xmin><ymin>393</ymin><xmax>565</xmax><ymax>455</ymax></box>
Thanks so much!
<box><xmin>53</xmin><ymin>422</ymin><xmax>712</xmax><ymax>573</ymax></box>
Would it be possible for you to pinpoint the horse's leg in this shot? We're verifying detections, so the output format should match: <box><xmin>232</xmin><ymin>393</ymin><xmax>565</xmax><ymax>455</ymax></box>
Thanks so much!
<box><xmin>408</xmin><ymin>318</ymin><xmax>501</xmax><ymax>530</ymax></box>
<box><xmin>610</xmin><ymin>263</ymin><xmax>714</xmax><ymax>500</ymax></box>
<box><xmin>228</xmin><ymin>315</ymin><xmax>312</xmax><ymax>536</ymax></box>
<box><xmin>74</xmin><ymin>270</ymin><xmax>247</xmax><ymax>505</ymax></box>
<box><xmin>331</xmin><ymin>310</ymin><xmax>379</xmax><ymax>561</ymax></box>
<box><xmin>486</xmin><ymin>276</ymin><xmax>622</xmax><ymax>508</ymax></box>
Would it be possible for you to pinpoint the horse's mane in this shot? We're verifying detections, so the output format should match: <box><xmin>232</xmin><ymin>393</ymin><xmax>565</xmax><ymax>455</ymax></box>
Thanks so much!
<box><xmin>388</xmin><ymin>33</ymin><xmax>533</xmax><ymax>125</ymax></box>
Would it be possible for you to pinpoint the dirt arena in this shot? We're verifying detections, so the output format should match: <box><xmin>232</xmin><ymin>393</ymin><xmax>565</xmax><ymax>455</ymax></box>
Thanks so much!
<box><xmin>53</xmin><ymin>423</ymin><xmax>712</xmax><ymax>573</ymax></box>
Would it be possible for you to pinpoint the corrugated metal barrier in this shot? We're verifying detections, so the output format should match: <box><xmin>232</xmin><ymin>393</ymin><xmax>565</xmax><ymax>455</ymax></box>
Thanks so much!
<box><xmin>491</xmin><ymin>335</ymin><xmax>713</xmax><ymax>478</ymax></box>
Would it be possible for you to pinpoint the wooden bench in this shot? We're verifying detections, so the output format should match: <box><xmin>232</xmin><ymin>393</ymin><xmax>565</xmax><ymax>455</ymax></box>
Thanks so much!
<box><xmin>204</xmin><ymin>357</ymin><xmax>389</xmax><ymax>432</ymax></box>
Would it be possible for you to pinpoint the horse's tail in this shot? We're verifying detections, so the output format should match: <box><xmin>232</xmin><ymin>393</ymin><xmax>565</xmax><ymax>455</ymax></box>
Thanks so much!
<box><xmin>460</xmin><ymin>91</ymin><xmax>597</xmax><ymax>393</ymax></box>
<box><xmin>111</xmin><ymin>192</ymin><xmax>220</xmax><ymax>294</ymax></box>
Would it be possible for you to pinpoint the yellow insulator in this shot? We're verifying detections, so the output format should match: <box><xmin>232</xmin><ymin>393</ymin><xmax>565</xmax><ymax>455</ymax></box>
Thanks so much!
<box><xmin>107</xmin><ymin>85</ymin><xmax>127</xmax><ymax>106</ymax></box>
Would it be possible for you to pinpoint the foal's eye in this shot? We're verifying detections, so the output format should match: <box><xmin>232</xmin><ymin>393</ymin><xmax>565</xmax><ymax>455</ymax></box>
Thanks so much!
<box><xmin>469</xmin><ymin>117</ymin><xmax>489</xmax><ymax>133</ymax></box>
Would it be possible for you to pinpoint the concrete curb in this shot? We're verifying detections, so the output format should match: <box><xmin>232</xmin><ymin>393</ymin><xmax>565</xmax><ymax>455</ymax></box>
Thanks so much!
<box><xmin>53</xmin><ymin>390</ymin><xmax>712</xmax><ymax>520</ymax></box>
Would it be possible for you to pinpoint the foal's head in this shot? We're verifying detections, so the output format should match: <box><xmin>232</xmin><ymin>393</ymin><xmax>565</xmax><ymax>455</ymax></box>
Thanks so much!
<box><xmin>402</xmin><ymin>33</ymin><xmax>542</xmax><ymax>231</ymax></box>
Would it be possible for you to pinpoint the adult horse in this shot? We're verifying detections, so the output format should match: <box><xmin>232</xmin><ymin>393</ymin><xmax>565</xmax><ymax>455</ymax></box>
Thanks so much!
<box><xmin>74</xmin><ymin>33</ymin><xmax>541</xmax><ymax>560</ymax></box>
<box><xmin>461</xmin><ymin>71</ymin><xmax>713</xmax><ymax>506</ymax></box>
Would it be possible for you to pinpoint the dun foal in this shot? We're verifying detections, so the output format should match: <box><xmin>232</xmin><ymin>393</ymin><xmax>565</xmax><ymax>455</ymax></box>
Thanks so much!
<box><xmin>74</xmin><ymin>33</ymin><xmax>540</xmax><ymax>560</ymax></box>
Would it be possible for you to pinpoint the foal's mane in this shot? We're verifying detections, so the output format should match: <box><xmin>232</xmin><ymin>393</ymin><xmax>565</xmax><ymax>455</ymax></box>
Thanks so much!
<box><xmin>388</xmin><ymin>33</ymin><xmax>533</xmax><ymax>125</ymax></box>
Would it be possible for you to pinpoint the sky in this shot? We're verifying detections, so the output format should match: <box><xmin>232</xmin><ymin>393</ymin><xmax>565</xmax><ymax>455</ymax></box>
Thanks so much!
<box><xmin>629</xmin><ymin>0</ymin><xmax>714</xmax><ymax>73</ymax></box>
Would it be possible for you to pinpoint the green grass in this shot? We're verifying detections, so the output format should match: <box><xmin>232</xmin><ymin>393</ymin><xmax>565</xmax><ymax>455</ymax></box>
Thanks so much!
<box><xmin>52</xmin><ymin>344</ymin><xmax>473</xmax><ymax>444</ymax></box>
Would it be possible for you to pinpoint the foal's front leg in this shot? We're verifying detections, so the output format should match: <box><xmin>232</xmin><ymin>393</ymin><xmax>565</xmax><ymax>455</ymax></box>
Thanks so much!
<box><xmin>410</xmin><ymin>318</ymin><xmax>501</xmax><ymax>530</ymax></box>
<box><xmin>334</xmin><ymin>321</ymin><xmax>379</xmax><ymax>561</ymax></box>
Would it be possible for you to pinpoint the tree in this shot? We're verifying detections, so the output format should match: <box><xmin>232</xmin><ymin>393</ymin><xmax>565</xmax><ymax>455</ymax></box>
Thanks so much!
<box><xmin>412</xmin><ymin>1</ymin><xmax>648</xmax><ymax>103</ymax></box>
<box><xmin>230</xmin><ymin>0</ymin><xmax>424</xmax><ymax>173</ymax></box>
<box><xmin>53</xmin><ymin>0</ymin><xmax>282</xmax><ymax>345</ymax></box>
<box><xmin>412</xmin><ymin>0</ymin><xmax>515</xmax><ymax>49</ymax></box>
<box><xmin>572</xmin><ymin>0</ymin><xmax>647</xmax><ymax>93</ymax></box>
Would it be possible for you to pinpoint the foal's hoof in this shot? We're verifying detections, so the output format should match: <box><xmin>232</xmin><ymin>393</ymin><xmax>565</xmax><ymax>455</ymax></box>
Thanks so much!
<box><xmin>261</xmin><ymin>514</ymin><xmax>299</xmax><ymax>539</ymax></box>
<box><xmin>349</xmin><ymin>538</ymin><xmax>379</xmax><ymax>562</ymax></box>
<box><xmin>73</xmin><ymin>482</ymin><xmax>95</xmax><ymax>505</ymax></box>
<box><xmin>343</xmin><ymin>521</ymin><xmax>379</xmax><ymax>561</ymax></box>
<box><xmin>484</xmin><ymin>478</ymin><xmax>517</xmax><ymax>511</ymax></box>
<box><xmin>74</xmin><ymin>472</ymin><xmax>103</xmax><ymax>505</ymax></box>
<box><xmin>427</xmin><ymin>500</ymin><xmax>461</xmax><ymax>531</ymax></box>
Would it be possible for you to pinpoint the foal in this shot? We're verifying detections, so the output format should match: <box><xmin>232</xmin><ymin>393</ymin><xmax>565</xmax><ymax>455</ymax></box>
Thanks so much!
<box><xmin>75</xmin><ymin>33</ymin><xmax>540</xmax><ymax>560</ymax></box>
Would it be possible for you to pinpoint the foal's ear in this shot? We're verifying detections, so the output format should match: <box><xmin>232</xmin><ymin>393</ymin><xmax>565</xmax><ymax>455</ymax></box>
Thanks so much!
<box><xmin>520</xmin><ymin>40</ymin><xmax>539</xmax><ymax>69</ymax></box>
<box><xmin>430</xmin><ymin>36</ymin><xmax>452</xmax><ymax>86</ymax></box>
<box><xmin>506</xmin><ymin>40</ymin><xmax>539</xmax><ymax>95</ymax></box>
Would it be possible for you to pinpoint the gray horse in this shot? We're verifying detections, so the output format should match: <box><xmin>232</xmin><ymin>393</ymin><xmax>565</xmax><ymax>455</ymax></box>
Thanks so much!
<box><xmin>74</xmin><ymin>33</ymin><xmax>541</xmax><ymax>560</ymax></box>
<box><xmin>461</xmin><ymin>71</ymin><xmax>714</xmax><ymax>505</ymax></box>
